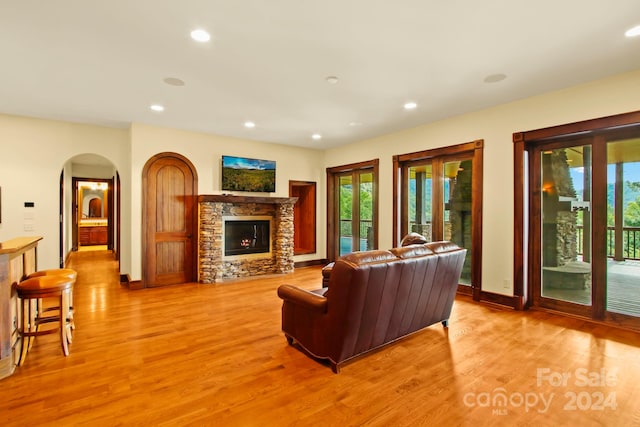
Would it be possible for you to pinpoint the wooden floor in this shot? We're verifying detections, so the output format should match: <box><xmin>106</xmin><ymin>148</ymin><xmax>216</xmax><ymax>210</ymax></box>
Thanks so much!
<box><xmin>2</xmin><ymin>251</ymin><xmax>640</xmax><ymax>426</ymax></box>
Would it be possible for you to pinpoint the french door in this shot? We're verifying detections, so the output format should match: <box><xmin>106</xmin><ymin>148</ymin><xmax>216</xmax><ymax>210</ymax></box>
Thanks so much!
<box><xmin>521</xmin><ymin>116</ymin><xmax>640</xmax><ymax>328</ymax></box>
<box><xmin>394</xmin><ymin>140</ymin><xmax>483</xmax><ymax>298</ymax></box>
<box><xmin>327</xmin><ymin>160</ymin><xmax>378</xmax><ymax>261</ymax></box>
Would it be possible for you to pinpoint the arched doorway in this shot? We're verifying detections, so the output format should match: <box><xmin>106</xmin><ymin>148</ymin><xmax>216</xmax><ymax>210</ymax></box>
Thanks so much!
<box><xmin>62</xmin><ymin>154</ymin><xmax>120</xmax><ymax>267</ymax></box>
<box><xmin>142</xmin><ymin>152</ymin><xmax>198</xmax><ymax>287</ymax></box>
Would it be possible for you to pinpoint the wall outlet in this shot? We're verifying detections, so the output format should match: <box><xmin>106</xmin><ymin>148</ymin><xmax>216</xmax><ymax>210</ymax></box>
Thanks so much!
<box><xmin>503</xmin><ymin>279</ymin><xmax>511</xmax><ymax>289</ymax></box>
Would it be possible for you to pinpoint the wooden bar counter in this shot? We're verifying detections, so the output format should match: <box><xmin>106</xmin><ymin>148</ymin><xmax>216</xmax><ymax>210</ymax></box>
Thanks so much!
<box><xmin>0</xmin><ymin>236</ymin><xmax>41</xmax><ymax>379</ymax></box>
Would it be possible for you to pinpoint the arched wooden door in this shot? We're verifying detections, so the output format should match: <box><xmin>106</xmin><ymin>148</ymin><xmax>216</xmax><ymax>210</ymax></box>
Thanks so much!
<box><xmin>142</xmin><ymin>153</ymin><xmax>198</xmax><ymax>287</ymax></box>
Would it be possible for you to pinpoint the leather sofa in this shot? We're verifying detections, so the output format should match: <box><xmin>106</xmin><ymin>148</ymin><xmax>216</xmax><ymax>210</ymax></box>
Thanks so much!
<box><xmin>321</xmin><ymin>232</ymin><xmax>429</xmax><ymax>287</ymax></box>
<box><xmin>277</xmin><ymin>240</ymin><xmax>466</xmax><ymax>373</ymax></box>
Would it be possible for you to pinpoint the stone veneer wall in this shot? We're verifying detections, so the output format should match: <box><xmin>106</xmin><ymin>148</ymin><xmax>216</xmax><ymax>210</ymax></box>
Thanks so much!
<box><xmin>544</xmin><ymin>149</ymin><xmax>579</xmax><ymax>266</ymax></box>
<box><xmin>198</xmin><ymin>195</ymin><xmax>296</xmax><ymax>283</ymax></box>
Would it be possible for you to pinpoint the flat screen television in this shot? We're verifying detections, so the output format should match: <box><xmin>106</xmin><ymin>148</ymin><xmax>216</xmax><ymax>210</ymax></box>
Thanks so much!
<box><xmin>221</xmin><ymin>155</ymin><xmax>276</xmax><ymax>193</ymax></box>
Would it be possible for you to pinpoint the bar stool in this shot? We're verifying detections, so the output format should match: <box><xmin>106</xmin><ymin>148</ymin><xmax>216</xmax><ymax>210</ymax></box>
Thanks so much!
<box><xmin>15</xmin><ymin>275</ymin><xmax>74</xmax><ymax>365</ymax></box>
<box><xmin>26</xmin><ymin>268</ymin><xmax>77</xmax><ymax>339</ymax></box>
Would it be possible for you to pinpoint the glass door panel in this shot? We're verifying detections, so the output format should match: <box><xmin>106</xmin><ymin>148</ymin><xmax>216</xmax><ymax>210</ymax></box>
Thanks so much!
<box><xmin>408</xmin><ymin>164</ymin><xmax>433</xmax><ymax>241</ymax></box>
<box><xmin>397</xmin><ymin>141</ymin><xmax>482</xmax><ymax>296</ymax></box>
<box><xmin>606</xmin><ymin>139</ymin><xmax>640</xmax><ymax>317</ymax></box>
<box><xmin>359</xmin><ymin>172</ymin><xmax>374</xmax><ymax>251</ymax></box>
<box><xmin>540</xmin><ymin>145</ymin><xmax>593</xmax><ymax>305</ymax></box>
<box><xmin>338</xmin><ymin>171</ymin><xmax>376</xmax><ymax>256</ymax></box>
<box><xmin>339</xmin><ymin>175</ymin><xmax>353</xmax><ymax>256</ymax></box>
<box><xmin>444</xmin><ymin>158</ymin><xmax>473</xmax><ymax>285</ymax></box>
<box><xmin>328</xmin><ymin>160</ymin><xmax>378</xmax><ymax>261</ymax></box>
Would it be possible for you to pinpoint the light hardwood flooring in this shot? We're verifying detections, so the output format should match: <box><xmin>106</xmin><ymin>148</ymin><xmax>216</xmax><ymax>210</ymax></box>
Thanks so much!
<box><xmin>1</xmin><ymin>251</ymin><xmax>640</xmax><ymax>426</ymax></box>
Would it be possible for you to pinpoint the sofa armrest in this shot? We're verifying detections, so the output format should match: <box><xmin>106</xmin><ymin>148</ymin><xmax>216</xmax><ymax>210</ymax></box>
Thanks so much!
<box><xmin>277</xmin><ymin>284</ymin><xmax>328</xmax><ymax>313</ymax></box>
<box><xmin>321</xmin><ymin>262</ymin><xmax>334</xmax><ymax>288</ymax></box>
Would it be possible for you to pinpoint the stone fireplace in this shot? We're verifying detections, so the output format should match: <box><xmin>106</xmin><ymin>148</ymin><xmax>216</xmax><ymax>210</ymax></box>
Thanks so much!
<box><xmin>198</xmin><ymin>195</ymin><xmax>297</xmax><ymax>283</ymax></box>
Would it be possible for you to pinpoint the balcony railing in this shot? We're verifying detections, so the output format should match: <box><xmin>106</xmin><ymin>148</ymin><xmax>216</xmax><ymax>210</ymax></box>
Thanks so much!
<box><xmin>340</xmin><ymin>219</ymin><xmax>372</xmax><ymax>237</ymax></box>
<box><xmin>341</xmin><ymin>222</ymin><xmax>640</xmax><ymax>260</ymax></box>
<box><xmin>576</xmin><ymin>225</ymin><xmax>640</xmax><ymax>260</ymax></box>
<box><xmin>340</xmin><ymin>219</ymin><xmax>373</xmax><ymax>251</ymax></box>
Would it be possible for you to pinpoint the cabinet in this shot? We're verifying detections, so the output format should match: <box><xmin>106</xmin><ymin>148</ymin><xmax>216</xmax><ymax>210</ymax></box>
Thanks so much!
<box><xmin>0</xmin><ymin>236</ymin><xmax>40</xmax><ymax>379</ymax></box>
<box><xmin>79</xmin><ymin>226</ymin><xmax>107</xmax><ymax>246</ymax></box>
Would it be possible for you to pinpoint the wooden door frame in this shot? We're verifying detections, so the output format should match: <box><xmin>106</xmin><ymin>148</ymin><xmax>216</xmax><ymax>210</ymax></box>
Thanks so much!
<box><xmin>59</xmin><ymin>170</ymin><xmax>64</xmax><ymax>267</ymax></box>
<box><xmin>116</xmin><ymin>172</ymin><xmax>121</xmax><ymax>263</ymax></box>
<box><xmin>326</xmin><ymin>159</ymin><xmax>379</xmax><ymax>262</ymax></box>
<box><xmin>141</xmin><ymin>152</ymin><xmax>198</xmax><ymax>287</ymax></box>
<box><xmin>525</xmin><ymin>137</ymin><xmax>597</xmax><ymax>318</ymax></box>
<box><xmin>513</xmin><ymin>109</ymin><xmax>640</xmax><ymax>316</ymax></box>
<box><xmin>72</xmin><ymin>176</ymin><xmax>114</xmax><ymax>251</ymax></box>
<box><xmin>393</xmin><ymin>140</ymin><xmax>484</xmax><ymax>301</ymax></box>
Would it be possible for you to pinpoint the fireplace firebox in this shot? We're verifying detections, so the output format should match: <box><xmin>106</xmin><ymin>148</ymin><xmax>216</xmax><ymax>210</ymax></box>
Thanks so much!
<box><xmin>224</xmin><ymin>218</ymin><xmax>271</xmax><ymax>257</ymax></box>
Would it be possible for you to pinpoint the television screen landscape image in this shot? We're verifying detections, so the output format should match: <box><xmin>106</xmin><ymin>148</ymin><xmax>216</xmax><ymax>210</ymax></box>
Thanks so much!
<box><xmin>222</xmin><ymin>155</ymin><xmax>276</xmax><ymax>193</ymax></box>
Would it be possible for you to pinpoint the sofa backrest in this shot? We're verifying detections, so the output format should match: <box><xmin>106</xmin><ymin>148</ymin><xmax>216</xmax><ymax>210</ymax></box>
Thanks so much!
<box><xmin>324</xmin><ymin>241</ymin><xmax>466</xmax><ymax>364</ymax></box>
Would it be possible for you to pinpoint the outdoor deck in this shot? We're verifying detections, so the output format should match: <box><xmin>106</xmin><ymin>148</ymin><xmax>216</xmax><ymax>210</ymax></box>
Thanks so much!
<box><xmin>543</xmin><ymin>260</ymin><xmax>640</xmax><ymax>316</ymax></box>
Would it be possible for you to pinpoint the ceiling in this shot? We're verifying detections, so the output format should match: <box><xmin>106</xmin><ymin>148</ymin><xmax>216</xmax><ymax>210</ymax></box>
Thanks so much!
<box><xmin>1</xmin><ymin>1</ymin><xmax>639</xmax><ymax>149</ymax></box>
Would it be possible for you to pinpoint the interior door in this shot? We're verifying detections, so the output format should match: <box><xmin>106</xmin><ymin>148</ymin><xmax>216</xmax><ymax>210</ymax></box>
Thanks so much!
<box><xmin>142</xmin><ymin>153</ymin><xmax>197</xmax><ymax>287</ymax></box>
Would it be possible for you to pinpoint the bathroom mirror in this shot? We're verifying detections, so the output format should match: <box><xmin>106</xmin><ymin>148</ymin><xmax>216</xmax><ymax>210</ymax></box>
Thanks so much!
<box><xmin>79</xmin><ymin>182</ymin><xmax>108</xmax><ymax>219</ymax></box>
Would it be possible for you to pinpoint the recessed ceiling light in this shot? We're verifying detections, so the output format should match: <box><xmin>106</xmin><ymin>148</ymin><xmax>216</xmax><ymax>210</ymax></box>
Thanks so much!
<box><xmin>349</xmin><ymin>121</ymin><xmax>363</xmax><ymax>127</ymax></box>
<box><xmin>625</xmin><ymin>25</ymin><xmax>640</xmax><ymax>37</ymax></box>
<box><xmin>244</xmin><ymin>121</ymin><xmax>256</xmax><ymax>128</ymax></box>
<box><xmin>403</xmin><ymin>102</ymin><xmax>417</xmax><ymax>110</ymax></box>
<box><xmin>326</xmin><ymin>76</ymin><xmax>339</xmax><ymax>84</ymax></box>
<box><xmin>312</xmin><ymin>133</ymin><xmax>322</xmax><ymax>140</ymax></box>
<box><xmin>163</xmin><ymin>77</ymin><xmax>185</xmax><ymax>86</ymax></box>
<box><xmin>150</xmin><ymin>104</ymin><xmax>164</xmax><ymax>112</ymax></box>
<box><xmin>190</xmin><ymin>29</ymin><xmax>211</xmax><ymax>42</ymax></box>
<box><xmin>484</xmin><ymin>73</ymin><xmax>507</xmax><ymax>83</ymax></box>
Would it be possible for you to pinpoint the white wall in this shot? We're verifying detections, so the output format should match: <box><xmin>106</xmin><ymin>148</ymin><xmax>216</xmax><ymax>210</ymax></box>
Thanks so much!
<box><xmin>324</xmin><ymin>69</ymin><xmax>640</xmax><ymax>295</ymax></box>
<box><xmin>0</xmin><ymin>114</ymin><xmax>130</xmax><ymax>271</ymax></box>
<box><xmin>128</xmin><ymin>123</ymin><xmax>325</xmax><ymax>281</ymax></box>
<box><xmin>1</xmin><ymin>69</ymin><xmax>639</xmax><ymax>292</ymax></box>
<box><xmin>71</xmin><ymin>163</ymin><xmax>115</xmax><ymax>179</ymax></box>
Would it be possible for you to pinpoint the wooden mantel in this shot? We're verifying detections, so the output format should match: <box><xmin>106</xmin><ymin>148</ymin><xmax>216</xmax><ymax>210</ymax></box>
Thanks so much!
<box><xmin>0</xmin><ymin>236</ymin><xmax>42</xmax><ymax>379</ymax></box>
<box><xmin>198</xmin><ymin>195</ymin><xmax>297</xmax><ymax>204</ymax></box>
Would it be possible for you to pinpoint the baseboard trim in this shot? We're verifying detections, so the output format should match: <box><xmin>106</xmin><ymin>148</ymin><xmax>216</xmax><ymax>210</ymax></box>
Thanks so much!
<box><xmin>294</xmin><ymin>259</ymin><xmax>328</xmax><ymax>268</ymax></box>
<box><xmin>479</xmin><ymin>290</ymin><xmax>522</xmax><ymax>309</ymax></box>
<box><xmin>128</xmin><ymin>280</ymin><xmax>144</xmax><ymax>290</ymax></box>
<box><xmin>119</xmin><ymin>274</ymin><xmax>144</xmax><ymax>290</ymax></box>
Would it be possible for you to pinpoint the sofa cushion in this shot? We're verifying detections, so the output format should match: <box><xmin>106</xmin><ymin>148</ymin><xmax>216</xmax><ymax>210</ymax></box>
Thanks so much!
<box><xmin>340</xmin><ymin>250</ymin><xmax>397</xmax><ymax>266</ymax></box>
<box><xmin>389</xmin><ymin>244</ymin><xmax>434</xmax><ymax>259</ymax></box>
<box><xmin>428</xmin><ymin>241</ymin><xmax>464</xmax><ymax>254</ymax></box>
